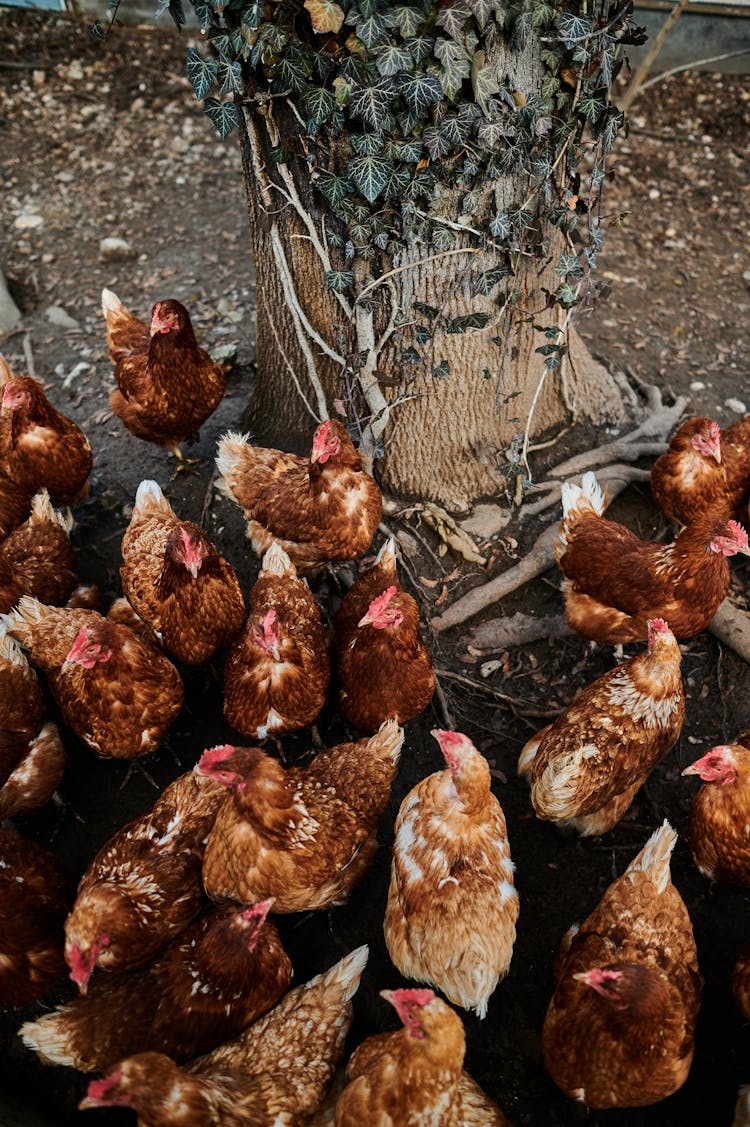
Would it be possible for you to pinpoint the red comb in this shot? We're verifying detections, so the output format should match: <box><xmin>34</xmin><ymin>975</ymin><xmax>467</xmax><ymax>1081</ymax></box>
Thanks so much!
<box><xmin>366</xmin><ymin>586</ymin><xmax>397</xmax><ymax>618</ymax></box>
<box><xmin>85</xmin><ymin>1072</ymin><xmax>123</xmax><ymax>1103</ymax></box>
<box><xmin>198</xmin><ymin>745</ymin><xmax>235</xmax><ymax>771</ymax></box>
<box><xmin>727</xmin><ymin>520</ymin><xmax>749</xmax><ymax>546</ymax></box>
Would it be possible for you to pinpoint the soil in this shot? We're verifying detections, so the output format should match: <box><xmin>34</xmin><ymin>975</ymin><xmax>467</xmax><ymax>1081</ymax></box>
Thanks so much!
<box><xmin>1</xmin><ymin>10</ymin><xmax>750</xmax><ymax>1127</ymax></box>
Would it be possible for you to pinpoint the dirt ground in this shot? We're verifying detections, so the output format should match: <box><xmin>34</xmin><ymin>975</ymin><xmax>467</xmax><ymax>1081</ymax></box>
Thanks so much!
<box><xmin>1</xmin><ymin>9</ymin><xmax>750</xmax><ymax>1126</ymax></box>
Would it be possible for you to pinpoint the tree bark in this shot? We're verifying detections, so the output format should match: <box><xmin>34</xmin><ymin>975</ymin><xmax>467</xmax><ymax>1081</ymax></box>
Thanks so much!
<box><xmin>236</xmin><ymin>31</ymin><xmax>626</xmax><ymax>506</ymax></box>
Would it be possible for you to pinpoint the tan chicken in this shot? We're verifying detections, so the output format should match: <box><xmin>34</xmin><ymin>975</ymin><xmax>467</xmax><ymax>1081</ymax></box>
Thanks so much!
<box><xmin>332</xmin><ymin>537</ymin><xmax>435</xmax><ymax>733</ymax></box>
<box><xmin>542</xmin><ymin>821</ymin><xmax>701</xmax><ymax>1108</ymax></box>
<box><xmin>683</xmin><ymin>744</ymin><xmax>750</xmax><ymax>885</ymax></box>
<box><xmin>335</xmin><ymin>988</ymin><xmax>512</xmax><ymax>1126</ymax></box>
<box><xmin>223</xmin><ymin>541</ymin><xmax>329</xmax><ymax>741</ymax></box>
<box><xmin>3</xmin><ymin>596</ymin><xmax>184</xmax><ymax>760</ymax></box>
<box><xmin>518</xmin><ymin>617</ymin><xmax>685</xmax><ymax>835</ymax></box>
<box><xmin>650</xmin><ymin>417</ymin><xmax>729</xmax><ymax>524</ymax></box>
<box><xmin>0</xmin><ymin>354</ymin><xmax>92</xmax><ymax>502</ymax></box>
<box><xmin>102</xmin><ymin>289</ymin><xmax>225</xmax><ymax>460</ymax></box>
<box><xmin>0</xmin><ymin>825</ymin><xmax>74</xmax><ymax>1006</ymax></box>
<box><xmin>215</xmin><ymin>419</ymin><xmax>382</xmax><ymax>574</ymax></box>
<box><xmin>21</xmin><ymin>901</ymin><xmax>292</xmax><ymax>1072</ymax></box>
<box><xmin>385</xmin><ymin>729</ymin><xmax>518</xmax><ymax>1018</ymax></box>
<box><xmin>557</xmin><ymin>470</ymin><xmax>750</xmax><ymax>643</ymax></box>
<box><xmin>0</xmin><ymin>488</ymin><xmax>77</xmax><ymax>614</ymax></box>
<box><xmin>64</xmin><ymin>770</ymin><xmax>225</xmax><ymax>991</ymax></box>
<box><xmin>79</xmin><ymin>946</ymin><xmax>369</xmax><ymax>1126</ymax></box>
<box><xmin>198</xmin><ymin>719</ymin><xmax>403</xmax><ymax>911</ymax></box>
<box><xmin>121</xmin><ymin>479</ymin><xmax>245</xmax><ymax>665</ymax></box>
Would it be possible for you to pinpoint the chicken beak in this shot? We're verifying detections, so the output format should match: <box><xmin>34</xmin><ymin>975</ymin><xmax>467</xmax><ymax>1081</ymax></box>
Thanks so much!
<box><xmin>357</xmin><ymin>613</ymin><xmax>373</xmax><ymax>628</ymax></box>
<box><xmin>681</xmin><ymin>763</ymin><xmax>699</xmax><ymax>776</ymax></box>
<box><xmin>187</xmin><ymin>561</ymin><xmax>200</xmax><ymax>579</ymax></box>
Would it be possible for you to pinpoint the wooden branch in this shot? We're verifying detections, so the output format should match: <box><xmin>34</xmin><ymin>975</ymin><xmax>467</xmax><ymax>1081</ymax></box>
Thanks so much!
<box><xmin>620</xmin><ymin>0</ymin><xmax>690</xmax><ymax>113</ymax></box>
<box><xmin>521</xmin><ymin>464</ymin><xmax>651</xmax><ymax>518</ymax></box>
<box><xmin>707</xmin><ymin>598</ymin><xmax>750</xmax><ymax>664</ymax></box>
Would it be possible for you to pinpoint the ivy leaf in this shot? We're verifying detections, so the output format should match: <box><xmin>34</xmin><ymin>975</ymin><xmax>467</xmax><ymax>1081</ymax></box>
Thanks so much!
<box><xmin>191</xmin><ymin>1</ymin><xmax>216</xmax><ymax>30</ymax></box>
<box><xmin>351</xmin><ymin>12</ymin><xmax>392</xmax><ymax>49</ymax></box>
<box><xmin>466</xmin><ymin>0</ymin><xmax>494</xmax><ymax>29</ymax></box>
<box><xmin>217</xmin><ymin>60</ymin><xmax>243</xmax><ymax>94</ymax></box>
<box><xmin>374</xmin><ymin>43</ymin><xmax>414</xmax><ymax>77</ymax></box>
<box><xmin>166</xmin><ymin>0</ymin><xmax>185</xmax><ymax>27</ymax></box>
<box><xmin>557</xmin><ymin>12</ymin><xmax>591</xmax><ymax>46</ymax></box>
<box><xmin>435</xmin><ymin>0</ymin><xmax>470</xmax><ymax>39</ymax></box>
<box><xmin>414</xmin><ymin>302</ymin><xmax>438</xmax><ymax>319</ymax></box>
<box><xmin>398</xmin><ymin>137</ymin><xmax>423</xmax><ymax>162</ymax></box>
<box><xmin>596</xmin><ymin>107</ymin><xmax>624</xmax><ymax>153</ymax></box>
<box><xmin>578</xmin><ymin>90</ymin><xmax>606</xmax><ymax>124</ymax></box>
<box><xmin>351</xmin><ymin>130</ymin><xmax>385</xmax><ymax>154</ymax></box>
<box><xmin>304</xmin><ymin>0</ymin><xmax>345</xmax><ymax>33</ymax></box>
<box><xmin>431</xmin><ymin>225</ymin><xmax>455</xmax><ymax>251</ymax></box>
<box><xmin>399</xmin><ymin>71</ymin><xmax>443</xmax><ymax>115</ymax></box>
<box><xmin>434</xmin><ymin>38</ymin><xmax>472</xmax><ymax>98</ymax></box>
<box><xmin>274</xmin><ymin>54</ymin><xmax>308</xmax><ymax>92</ymax></box>
<box><xmin>439</xmin><ymin>114</ymin><xmax>470</xmax><ymax>146</ymax></box>
<box><xmin>391</xmin><ymin>3</ymin><xmax>426</xmax><ymax>37</ymax></box>
<box><xmin>326</xmin><ymin>269</ymin><xmax>355</xmax><ymax>293</ymax></box>
<box><xmin>489</xmin><ymin>211</ymin><xmax>511</xmax><ymax>238</ymax></box>
<box><xmin>349</xmin><ymin>154</ymin><xmax>394</xmax><ymax>202</ymax></box>
<box><xmin>423</xmin><ymin>124</ymin><xmax>452</xmax><ymax>160</ymax></box>
<box><xmin>472</xmin><ymin>58</ymin><xmax>497</xmax><ymax>114</ymax></box>
<box><xmin>476</xmin><ymin>118</ymin><xmax>514</xmax><ymax>149</ymax></box>
<box><xmin>304</xmin><ymin>85</ymin><xmax>337</xmax><ymax>124</ymax></box>
<box><xmin>447</xmin><ymin>312</ymin><xmax>490</xmax><ymax>333</ymax></box>
<box><xmin>241</xmin><ymin>0</ymin><xmax>265</xmax><ymax>31</ymax></box>
<box><xmin>385</xmin><ymin>167</ymin><xmax>412</xmax><ymax>198</ymax></box>
<box><xmin>472</xmin><ymin>265</ymin><xmax>510</xmax><ymax>295</ymax></box>
<box><xmin>186</xmin><ymin>48</ymin><xmax>217</xmax><ymax>100</ymax></box>
<box><xmin>433</xmin><ymin>359</ymin><xmax>451</xmax><ymax>378</ymax></box>
<box><xmin>415</xmin><ymin>325</ymin><xmax>432</xmax><ymax>344</ymax></box>
<box><xmin>349</xmin><ymin>81</ymin><xmax>398</xmax><ymax>129</ymax></box>
<box><xmin>203</xmin><ymin>98</ymin><xmax>239</xmax><ymax>138</ymax></box>
<box><xmin>316</xmin><ymin>171</ymin><xmax>353</xmax><ymax>206</ymax></box>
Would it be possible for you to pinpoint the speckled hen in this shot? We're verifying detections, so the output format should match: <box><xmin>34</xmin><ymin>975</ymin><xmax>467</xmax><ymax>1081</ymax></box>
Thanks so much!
<box><xmin>683</xmin><ymin>744</ymin><xmax>750</xmax><ymax>885</ymax></box>
<box><xmin>385</xmin><ymin>730</ymin><xmax>518</xmax><ymax>1018</ymax></box>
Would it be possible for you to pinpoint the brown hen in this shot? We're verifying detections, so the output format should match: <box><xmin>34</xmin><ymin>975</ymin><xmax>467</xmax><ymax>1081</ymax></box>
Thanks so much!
<box><xmin>223</xmin><ymin>541</ymin><xmax>329</xmax><ymax>741</ymax></box>
<box><xmin>102</xmin><ymin>289</ymin><xmax>225</xmax><ymax>458</ymax></box>
<box><xmin>0</xmin><ymin>354</ymin><xmax>92</xmax><ymax>502</ymax></box>
<box><xmin>557</xmin><ymin>471</ymin><xmax>750</xmax><ymax>643</ymax></box>
<box><xmin>4</xmin><ymin>596</ymin><xmax>183</xmax><ymax>759</ymax></box>
<box><xmin>21</xmin><ymin>900</ymin><xmax>291</xmax><ymax>1072</ymax></box>
<box><xmin>542</xmin><ymin>821</ymin><xmax>701</xmax><ymax>1108</ymax></box>
<box><xmin>651</xmin><ymin>417</ymin><xmax>730</xmax><ymax>524</ymax></box>
<box><xmin>64</xmin><ymin>769</ymin><xmax>225</xmax><ymax>991</ymax></box>
<box><xmin>121</xmin><ymin>479</ymin><xmax>244</xmax><ymax>665</ymax></box>
<box><xmin>683</xmin><ymin>744</ymin><xmax>750</xmax><ymax>885</ymax></box>
<box><xmin>0</xmin><ymin>488</ymin><xmax>77</xmax><ymax>614</ymax></box>
<box><xmin>0</xmin><ymin>825</ymin><xmax>73</xmax><ymax>1006</ymax></box>
<box><xmin>198</xmin><ymin>719</ymin><xmax>403</xmax><ymax>911</ymax></box>
<box><xmin>215</xmin><ymin>419</ymin><xmax>382</xmax><ymax>574</ymax></box>
<box><xmin>332</xmin><ymin>537</ymin><xmax>434</xmax><ymax>733</ymax></box>
<box><xmin>385</xmin><ymin>730</ymin><xmax>518</xmax><ymax>1019</ymax></box>
<box><xmin>79</xmin><ymin>946</ymin><xmax>368</xmax><ymax>1127</ymax></box>
<box><xmin>518</xmin><ymin>618</ymin><xmax>685</xmax><ymax>835</ymax></box>
<box><xmin>335</xmin><ymin>988</ymin><xmax>512</xmax><ymax>1126</ymax></box>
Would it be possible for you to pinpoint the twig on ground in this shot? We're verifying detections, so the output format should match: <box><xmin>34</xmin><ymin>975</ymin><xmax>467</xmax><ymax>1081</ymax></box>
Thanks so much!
<box><xmin>22</xmin><ymin>332</ymin><xmax>36</xmax><ymax>379</ymax></box>
<box><xmin>199</xmin><ymin>464</ymin><xmax>219</xmax><ymax>530</ymax></box>
<box><xmin>435</xmin><ymin>667</ymin><xmax>562</xmax><ymax>720</ymax></box>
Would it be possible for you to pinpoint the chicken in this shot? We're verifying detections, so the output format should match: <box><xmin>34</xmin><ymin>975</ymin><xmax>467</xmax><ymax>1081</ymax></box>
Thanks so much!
<box><xmin>651</xmin><ymin>417</ymin><xmax>729</xmax><ymax>524</ymax></box>
<box><xmin>0</xmin><ymin>354</ymin><xmax>92</xmax><ymax>502</ymax></box>
<box><xmin>556</xmin><ymin>470</ymin><xmax>750</xmax><ymax>643</ymax></box>
<box><xmin>223</xmin><ymin>541</ymin><xmax>329</xmax><ymax>741</ymax></box>
<box><xmin>682</xmin><ymin>744</ymin><xmax>750</xmax><ymax>885</ymax></box>
<box><xmin>3</xmin><ymin>596</ymin><xmax>184</xmax><ymax>759</ymax></box>
<box><xmin>332</xmin><ymin>537</ymin><xmax>435</xmax><ymax>733</ymax></box>
<box><xmin>0</xmin><ymin>488</ymin><xmax>77</xmax><ymax>614</ymax></box>
<box><xmin>0</xmin><ymin>470</ymin><xmax>32</xmax><ymax>538</ymax></box>
<box><xmin>121</xmin><ymin>479</ymin><xmax>244</xmax><ymax>665</ymax></box>
<box><xmin>542</xmin><ymin>821</ymin><xmax>701</xmax><ymax>1108</ymax></box>
<box><xmin>64</xmin><ymin>769</ymin><xmax>225</xmax><ymax>990</ymax></box>
<box><xmin>0</xmin><ymin>825</ymin><xmax>73</xmax><ymax>1006</ymax></box>
<box><xmin>0</xmin><ymin>721</ymin><xmax>65</xmax><ymax>819</ymax></box>
<box><xmin>385</xmin><ymin>729</ymin><xmax>518</xmax><ymax>1018</ymax></box>
<box><xmin>335</xmin><ymin>987</ymin><xmax>512</xmax><ymax>1126</ymax></box>
<box><xmin>102</xmin><ymin>289</ymin><xmax>225</xmax><ymax>459</ymax></box>
<box><xmin>198</xmin><ymin>719</ymin><xmax>404</xmax><ymax>911</ymax></box>
<box><xmin>215</xmin><ymin>419</ymin><xmax>382</xmax><ymax>574</ymax></box>
<box><xmin>0</xmin><ymin>617</ymin><xmax>44</xmax><ymax>784</ymax></box>
<box><xmin>732</xmin><ymin>949</ymin><xmax>750</xmax><ymax>1022</ymax></box>
<box><xmin>79</xmin><ymin>945</ymin><xmax>368</xmax><ymax>1126</ymax></box>
<box><xmin>21</xmin><ymin>900</ymin><xmax>292</xmax><ymax>1072</ymax></box>
<box><xmin>517</xmin><ymin>617</ymin><xmax>685</xmax><ymax>835</ymax></box>
<box><xmin>722</xmin><ymin>414</ymin><xmax>750</xmax><ymax>511</ymax></box>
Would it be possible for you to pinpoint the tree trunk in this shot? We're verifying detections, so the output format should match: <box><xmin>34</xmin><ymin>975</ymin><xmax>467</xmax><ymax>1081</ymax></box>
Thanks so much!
<box><xmin>236</xmin><ymin>28</ymin><xmax>626</xmax><ymax>508</ymax></box>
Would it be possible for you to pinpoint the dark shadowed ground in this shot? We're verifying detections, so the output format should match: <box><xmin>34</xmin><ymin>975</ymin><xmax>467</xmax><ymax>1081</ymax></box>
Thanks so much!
<box><xmin>1</xmin><ymin>11</ymin><xmax>750</xmax><ymax>1125</ymax></box>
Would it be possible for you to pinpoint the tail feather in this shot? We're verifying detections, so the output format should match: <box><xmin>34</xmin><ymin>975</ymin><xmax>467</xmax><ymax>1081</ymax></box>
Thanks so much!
<box><xmin>1</xmin><ymin>596</ymin><xmax>46</xmax><ymax>648</ymax></box>
<box><xmin>367</xmin><ymin>719</ymin><xmax>404</xmax><ymax>767</ymax></box>
<box><xmin>0</xmin><ymin>354</ymin><xmax>12</xmax><ymax>385</ymax></box>
<box><xmin>260</xmin><ymin>541</ymin><xmax>295</xmax><ymax>578</ymax></box>
<box><xmin>558</xmin><ymin>471</ymin><xmax>606</xmax><ymax>550</ymax></box>
<box><xmin>101</xmin><ymin>287</ymin><xmax>126</xmax><ymax>319</ymax></box>
<box><xmin>310</xmin><ymin>945</ymin><xmax>369</xmax><ymax>1005</ymax></box>
<box><xmin>29</xmin><ymin>488</ymin><xmax>74</xmax><ymax>534</ymax></box>
<box><xmin>133</xmin><ymin>479</ymin><xmax>174</xmax><ymax>520</ymax></box>
<box><xmin>0</xmin><ymin>618</ymin><xmax>28</xmax><ymax>666</ymax></box>
<box><xmin>19</xmin><ymin>1013</ymin><xmax>76</xmax><ymax>1069</ymax></box>
<box><xmin>375</xmin><ymin>537</ymin><xmax>397</xmax><ymax>569</ymax></box>
<box><xmin>626</xmin><ymin>819</ymin><xmax>677</xmax><ymax>894</ymax></box>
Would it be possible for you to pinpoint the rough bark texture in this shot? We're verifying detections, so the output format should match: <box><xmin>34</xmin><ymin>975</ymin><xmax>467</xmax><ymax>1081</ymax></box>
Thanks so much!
<box><xmin>236</xmin><ymin>34</ymin><xmax>626</xmax><ymax>506</ymax></box>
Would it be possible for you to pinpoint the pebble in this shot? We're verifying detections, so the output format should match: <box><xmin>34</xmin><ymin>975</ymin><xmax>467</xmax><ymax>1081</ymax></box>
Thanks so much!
<box><xmin>690</xmin><ymin>381</ymin><xmax>705</xmax><ymax>391</ymax></box>
<box><xmin>14</xmin><ymin>213</ymin><xmax>44</xmax><ymax>230</ymax></box>
<box><xmin>100</xmin><ymin>236</ymin><xmax>136</xmax><ymax>262</ymax></box>
<box><xmin>45</xmin><ymin>305</ymin><xmax>80</xmax><ymax>330</ymax></box>
<box><xmin>725</xmin><ymin>398</ymin><xmax>746</xmax><ymax>414</ymax></box>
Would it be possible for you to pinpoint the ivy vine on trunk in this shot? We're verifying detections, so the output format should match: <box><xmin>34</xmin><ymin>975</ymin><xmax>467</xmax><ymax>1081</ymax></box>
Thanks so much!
<box><xmin>99</xmin><ymin>0</ymin><xmax>646</xmax><ymax>508</ymax></box>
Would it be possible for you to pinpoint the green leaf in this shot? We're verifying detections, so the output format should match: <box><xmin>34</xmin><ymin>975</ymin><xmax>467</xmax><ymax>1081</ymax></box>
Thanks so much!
<box><xmin>398</xmin><ymin>71</ymin><xmax>443</xmax><ymax>115</ymax></box>
<box><xmin>391</xmin><ymin>3</ymin><xmax>426</xmax><ymax>36</ymax></box>
<box><xmin>447</xmin><ymin>312</ymin><xmax>490</xmax><ymax>333</ymax></box>
<box><xmin>434</xmin><ymin>38</ymin><xmax>472</xmax><ymax>98</ymax></box>
<box><xmin>167</xmin><ymin>0</ymin><xmax>185</xmax><ymax>27</ymax></box>
<box><xmin>274</xmin><ymin>54</ymin><xmax>308</xmax><ymax>92</ymax></box>
<box><xmin>415</xmin><ymin>325</ymin><xmax>432</xmax><ymax>344</ymax></box>
<box><xmin>203</xmin><ymin>98</ymin><xmax>239</xmax><ymax>139</ymax></box>
<box><xmin>423</xmin><ymin>124</ymin><xmax>452</xmax><ymax>159</ymax></box>
<box><xmin>374</xmin><ymin>43</ymin><xmax>414</xmax><ymax>77</ymax></box>
<box><xmin>578</xmin><ymin>90</ymin><xmax>607</xmax><ymax>124</ymax></box>
<box><xmin>476</xmin><ymin>118</ymin><xmax>514</xmax><ymax>149</ymax></box>
<box><xmin>472</xmin><ymin>60</ymin><xmax>497</xmax><ymax>113</ymax></box>
<box><xmin>398</xmin><ymin>137</ymin><xmax>423</xmax><ymax>161</ymax></box>
<box><xmin>351</xmin><ymin>130</ymin><xmax>385</xmax><ymax>154</ymax></box>
<box><xmin>556</xmin><ymin>282</ymin><xmax>579</xmax><ymax>308</ymax></box>
<box><xmin>557</xmin><ymin>12</ymin><xmax>591</xmax><ymax>45</ymax></box>
<box><xmin>439</xmin><ymin>114</ymin><xmax>470</xmax><ymax>147</ymax></box>
<box><xmin>304</xmin><ymin>85</ymin><xmax>338</xmax><ymax>124</ymax></box>
<box><xmin>186</xmin><ymin>47</ymin><xmax>217</xmax><ymax>100</ymax></box>
<box><xmin>217</xmin><ymin>60</ymin><xmax>243</xmax><ymax>94</ymax></box>
<box><xmin>385</xmin><ymin>167</ymin><xmax>412</xmax><ymax>198</ymax></box>
<box><xmin>242</xmin><ymin>0</ymin><xmax>265</xmax><ymax>31</ymax></box>
<box><xmin>352</xmin><ymin>12</ymin><xmax>391</xmax><ymax>48</ymax></box>
<box><xmin>349</xmin><ymin>154</ymin><xmax>394</xmax><ymax>202</ymax></box>
<box><xmin>349</xmin><ymin>81</ymin><xmax>398</xmax><ymax>129</ymax></box>
<box><xmin>404</xmin><ymin>33</ymin><xmax>434</xmax><ymax>63</ymax></box>
<box><xmin>191</xmin><ymin>1</ymin><xmax>216</xmax><ymax>30</ymax></box>
<box><xmin>489</xmin><ymin>211</ymin><xmax>511</xmax><ymax>238</ymax></box>
<box><xmin>431</xmin><ymin>226</ymin><xmax>455</xmax><ymax>251</ymax></box>
<box><xmin>472</xmin><ymin>265</ymin><xmax>510</xmax><ymax>295</ymax></box>
<box><xmin>435</xmin><ymin>0</ymin><xmax>470</xmax><ymax>39</ymax></box>
<box><xmin>414</xmin><ymin>301</ymin><xmax>438</xmax><ymax>319</ymax></box>
<box><xmin>316</xmin><ymin>171</ymin><xmax>354</xmax><ymax>206</ymax></box>
<box><xmin>433</xmin><ymin>359</ymin><xmax>451</xmax><ymax>378</ymax></box>
<box><xmin>326</xmin><ymin>269</ymin><xmax>355</xmax><ymax>293</ymax></box>
<box><xmin>466</xmin><ymin>0</ymin><xmax>494</xmax><ymax>29</ymax></box>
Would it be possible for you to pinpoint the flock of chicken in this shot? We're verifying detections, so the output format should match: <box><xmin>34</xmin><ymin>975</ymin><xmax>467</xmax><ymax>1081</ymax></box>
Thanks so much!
<box><xmin>1</xmin><ymin>290</ymin><xmax>750</xmax><ymax>1125</ymax></box>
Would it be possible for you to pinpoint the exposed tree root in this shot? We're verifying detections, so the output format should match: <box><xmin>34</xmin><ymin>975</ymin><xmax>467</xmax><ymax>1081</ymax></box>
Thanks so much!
<box><xmin>707</xmin><ymin>598</ymin><xmax>750</xmax><ymax>664</ymax></box>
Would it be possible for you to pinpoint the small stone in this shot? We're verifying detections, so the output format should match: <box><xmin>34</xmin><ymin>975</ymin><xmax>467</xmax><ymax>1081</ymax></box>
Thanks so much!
<box><xmin>14</xmin><ymin>213</ymin><xmax>44</xmax><ymax>230</ymax></box>
<box><xmin>41</xmin><ymin>253</ymin><xmax>55</xmax><ymax>265</ymax></box>
<box><xmin>45</xmin><ymin>305</ymin><xmax>80</xmax><ymax>330</ymax></box>
<box><xmin>0</xmin><ymin>269</ymin><xmax>22</xmax><ymax>332</ymax></box>
<box><xmin>56</xmin><ymin>171</ymin><xmax>74</xmax><ymax>183</ymax></box>
<box><xmin>32</xmin><ymin>70</ymin><xmax>46</xmax><ymax>88</ymax></box>
<box><xmin>66</xmin><ymin>60</ymin><xmax>84</xmax><ymax>81</ymax></box>
<box><xmin>207</xmin><ymin>342</ymin><xmax>238</xmax><ymax>365</ymax></box>
<box><xmin>647</xmin><ymin>188</ymin><xmax>660</xmax><ymax>200</ymax></box>
<box><xmin>725</xmin><ymin>398</ymin><xmax>746</xmax><ymax>414</ymax></box>
<box><xmin>690</xmin><ymin>381</ymin><xmax>705</xmax><ymax>391</ymax></box>
<box><xmin>99</xmin><ymin>236</ymin><xmax>135</xmax><ymax>262</ymax></box>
